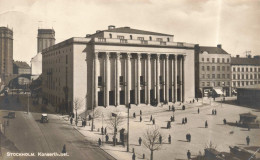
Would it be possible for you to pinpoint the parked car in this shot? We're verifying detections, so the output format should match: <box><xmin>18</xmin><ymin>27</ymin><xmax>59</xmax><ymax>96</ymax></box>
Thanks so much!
<box><xmin>41</xmin><ymin>113</ymin><xmax>48</xmax><ymax>123</ymax></box>
<box><xmin>8</xmin><ymin>112</ymin><xmax>16</xmax><ymax>118</ymax></box>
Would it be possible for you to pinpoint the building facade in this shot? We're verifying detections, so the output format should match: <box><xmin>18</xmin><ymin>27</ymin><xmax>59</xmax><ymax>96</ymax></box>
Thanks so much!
<box><xmin>237</xmin><ymin>84</ymin><xmax>260</xmax><ymax>107</ymax></box>
<box><xmin>42</xmin><ymin>26</ymin><xmax>195</xmax><ymax>113</ymax></box>
<box><xmin>37</xmin><ymin>29</ymin><xmax>55</xmax><ymax>53</ymax></box>
<box><xmin>0</xmin><ymin>26</ymin><xmax>13</xmax><ymax>83</ymax></box>
<box><xmin>195</xmin><ymin>45</ymin><xmax>231</xmax><ymax>97</ymax></box>
<box><xmin>13</xmin><ymin>61</ymin><xmax>31</xmax><ymax>85</ymax></box>
<box><xmin>231</xmin><ymin>55</ymin><xmax>260</xmax><ymax>93</ymax></box>
<box><xmin>42</xmin><ymin>38</ymin><xmax>88</xmax><ymax>113</ymax></box>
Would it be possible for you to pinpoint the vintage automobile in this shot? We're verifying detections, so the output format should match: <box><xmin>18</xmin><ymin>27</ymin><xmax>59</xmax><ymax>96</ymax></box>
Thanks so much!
<box><xmin>41</xmin><ymin>113</ymin><xmax>49</xmax><ymax>123</ymax></box>
<box><xmin>8</xmin><ymin>112</ymin><xmax>16</xmax><ymax>118</ymax></box>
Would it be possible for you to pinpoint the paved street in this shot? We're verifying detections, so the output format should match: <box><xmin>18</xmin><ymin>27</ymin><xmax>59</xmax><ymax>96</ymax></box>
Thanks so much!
<box><xmin>0</xmin><ymin>95</ymin><xmax>115</xmax><ymax>160</ymax></box>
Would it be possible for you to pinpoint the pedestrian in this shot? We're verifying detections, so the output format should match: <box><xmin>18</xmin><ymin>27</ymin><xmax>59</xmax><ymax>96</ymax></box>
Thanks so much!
<box><xmin>187</xmin><ymin>150</ymin><xmax>191</xmax><ymax>159</ymax></box>
<box><xmin>172</xmin><ymin>106</ymin><xmax>175</xmax><ymax>112</ymax></box>
<box><xmin>182</xmin><ymin>118</ymin><xmax>185</xmax><ymax>124</ymax></box>
<box><xmin>153</xmin><ymin>119</ymin><xmax>155</xmax><ymax>125</ymax></box>
<box><xmin>215</xmin><ymin>109</ymin><xmax>217</xmax><ymax>115</ymax></box>
<box><xmin>223</xmin><ymin>118</ymin><xmax>226</xmax><ymax>125</ymax></box>
<box><xmin>70</xmin><ymin>117</ymin><xmax>73</xmax><ymax>125</ymax></box>
<box><xmin>182</xmin><ymin>105</ymin><xmax>185</xmax><ymax>110</ymax></box>
<box><xmin>132</xmin><ymin>153</ymin><xmax>136</xmax><ymax>160</ymax></box>
<box><xmin>62</xmin><ymin>144</ymin><xmax>66</xmax><ymax>153</ymax></box>
<box><xmin>168</xmin><ymin>134</ymin><xmax>171</xmax><ymax>144</ymax></box>
<box><xmin>101</xmin><ymin>126</ymin><xmax>104</xmax><ymax>135</ymax></box>
<box><xmin>170</xmin><ymin>116</ymin><xmax>173</xmax><ymax>122</ymax></box>
<box><xmin>212</xmin><ymin>109</ymin><xmax>214</xmax><ymax>115</ymax></box>
<box><xmin>140</xmin><ymin>110</ymin><xmax>142</xmax><ymax>116</ymax></box>
<box><xmin>188</xmin><ymin>133</ymin><xmax>191</xmax><ymax>142</ymax></box>
<box><xmin>75</xmin><ymin>119</ymin><xmax>78</xmax><ymax>126</ymax></box>
<box><xmin>104</xmin><ymin>127</ymin><xmax>107</xmax><ymax>135</ymax></box>
<box><xmin>172</xmin><ymin>115</ymin><xmax>175</xmax><ymax>122</ymax></box>
<box><xmin>150</xmin><ymin>115</ymin><xmax>153</xmax><ymax>122</ymax></box>
<box><xmin>205</xmin><ymin>120</ymin><xmax>208</xmax><ymax>128</ymax></box>
<box><xmin>105</xmin><ymin>134</ymin><xmax>109</xmax><ymax>142</ymax></box>
<box><xmin>169</xmin><ymin>105</ymin><xmax>171</xmax><ymax>111</ymax></box>
<box><xmin>185</xmin><ymin>117</ymin><xmax>187</xmax><ymax>124</ymax></box>
<box><xmin>198</xmin><ymin>108</ymin><xmax>200</xmax><ymax>114</ymax></box>
<box><xmin>82</xmin><ymin>119</ymin><xmax>84</xmax><ymax>127</ymax></box>
<box><xmin>140</xmin><ymin>116</ymin><xmax>142</xmax><ymax>122</ymax></box>
<box><xmin>98</xmin><ymin>138</ymin><xmax>102</xmax><ymax>146</ymax></box>
<box><xmin>193</xmin><ymin>99</ymin><xmax>195</xmax><ymax>103</ymax></box>
<box><xmin>159</xmin><ymin>135</ymin><xmax>162</xmax><ymax>144</ymax></box>
<box><xmin>186</xmin><ymin>134</ymin><xmax>189</xmax><ymax>141</ymax></box>
<box><xmin>138</xmin><ymin>137</ymin><xmax>142</xmax><ymax>146</ymax></box>
<box><xmin>133</xmin><ymin>112</ymin><xmax>136</xmax><ymax>118</ymax></box>
<box><xmin>246</xmin><ymin>136</ymin><xmax>250</xmax><ymax>145</ymax></box>
<box><xmin>196</xmin><ymin>98</ymin><xmax>198</xmax><ymax>102</ymax></box>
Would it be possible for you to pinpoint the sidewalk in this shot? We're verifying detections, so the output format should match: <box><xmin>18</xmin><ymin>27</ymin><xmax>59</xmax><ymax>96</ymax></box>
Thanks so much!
<box><xmin>58</xmin><ymin>98</ymin><xmax>260</xmax><ymax>160</ymax></box>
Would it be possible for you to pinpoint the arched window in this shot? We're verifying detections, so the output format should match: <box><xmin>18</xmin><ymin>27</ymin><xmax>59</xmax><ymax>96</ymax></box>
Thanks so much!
<box><xmin>130</xmin><ymin>35</ymin><xmax>132</xmax><ymax>40</ymax></box>
<box><xmin>167</xmin><ymin>37</ymin><xmax>170</xmax><ymax>42</ymax></box>
<box><xmin>109</xmin><ymin>34</ymin><xmax>112</xmax><ymax>38</ymax></box>
<box><xmin>149</xmin><ymin>36</ymin><xmax>152</xmax><ymax>41</ymax></box>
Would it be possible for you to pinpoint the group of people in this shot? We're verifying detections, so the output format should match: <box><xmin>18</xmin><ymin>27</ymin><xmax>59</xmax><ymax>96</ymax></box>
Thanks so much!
<box><xmin>169</xmin><ymin>105</ymin><xmax>175</xmax><ymax>112</ymax></box>
<box><xmin>182</xmin><ymin>117</ymin><xmax>188</xmax><ymax>124</ymax></box>
<box><xmin>212</xmin><ymin>109</ymin><xmax>217</xmax><ymax>115</ymax></box>
<box><xmin>101</xmin><ymin>127</ymin><xmax>107</xmax><ymax>135</ymax></box>
<box><xmin>186</xmin><ymin>133</ymin><xmax>191</xmax><ymax>142</ymax></box>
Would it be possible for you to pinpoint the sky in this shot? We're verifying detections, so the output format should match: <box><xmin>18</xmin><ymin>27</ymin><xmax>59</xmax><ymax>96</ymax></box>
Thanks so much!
<box><xmin>0</xmin><ymin>0</ymin><xmax>259</xmax><ymax>64</ymax></box>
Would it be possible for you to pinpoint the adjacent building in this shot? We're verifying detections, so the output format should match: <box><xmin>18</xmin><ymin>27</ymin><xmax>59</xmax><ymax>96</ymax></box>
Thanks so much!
<box><xmin>0</xmin><ymin>26</ymin><xmax>13</xmax><ymax>83</ymax></box>
<box><xmin>231</xmin><ymin>55</ymin><xmax>260</xmax><ymax>94</ymax></box>
<box><xmin>13</xmin><ymin>61</ymin><xmax>31</xmax><ymax>85</ymax></box>
<box><xmin>31</xmin><ymin>28</ymin><xmax>56</xmax><ymax>81</ymax></box>
<box><xmin>195</xmin><ymin>44</ymin><xmax>231</xmax><ymax>97</ymax></box>
<box><xmin>237</xmin><ymin>84</ymin><xmax>260</xmax><ymax>107</ymax></box>
<box><xmin>42</xmin><ymin>25</ymin><xmax>196</xmax><ymax>114</ymax></box>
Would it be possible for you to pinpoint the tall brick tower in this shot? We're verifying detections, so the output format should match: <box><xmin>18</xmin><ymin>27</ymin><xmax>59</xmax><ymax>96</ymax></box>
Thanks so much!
<box><xmin>37</xmin><ymin>29</ymin><xmax>55</xmax><ymax>53</ymax></box>
<box><xmin>0</xmin><ymin>26</ymin><xmax>13</xmax><ymax>82</ymax></box>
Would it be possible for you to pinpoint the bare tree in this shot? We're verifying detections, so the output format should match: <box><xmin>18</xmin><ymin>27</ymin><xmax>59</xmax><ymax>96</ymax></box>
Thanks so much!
<box><xmin>91</xmin><ymin>107</ymin><xmax>101</xmax><ymax>131</ymax></box>
<box><xmin>73</xmin><ymin>98</ymin><xmax>83</xmax><ymax>124</ymax></box>
<box><xmin>107</xmin><ymin>111</ymin><xmax>125</xmax><ymax>146</ymax></box>
<box><xmin>143</xmin><ymin>126</ymin><xmax>163</xmax><ymax>160</ymax></box>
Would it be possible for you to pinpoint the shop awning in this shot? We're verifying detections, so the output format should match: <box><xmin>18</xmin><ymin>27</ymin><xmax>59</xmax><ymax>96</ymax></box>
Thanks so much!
<box><xmin>214</xmin><ymin>88</ymin><xmax>223</xmax><ymax>95</ymax></box>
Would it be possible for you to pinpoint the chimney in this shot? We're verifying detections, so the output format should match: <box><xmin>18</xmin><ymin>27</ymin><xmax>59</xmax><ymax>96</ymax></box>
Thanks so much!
<box><xmin>236</xmin><ymin>55</ymin><xmax>240</xmax><ymax>58</ymax></box>
<box><xmin>108</xmin><ymin>25</ymin><xmax>115</xmax><ymax>30</ymax></box>
<box><xmin>217</xmin><ymin>44</ymin><xmax>222</xmax><ymax>49</ymax></box>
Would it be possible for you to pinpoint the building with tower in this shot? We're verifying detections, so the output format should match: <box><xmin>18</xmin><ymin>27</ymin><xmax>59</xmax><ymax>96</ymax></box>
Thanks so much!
<box><xmin>41</xmin><ymin>25</ymin><xmax>195</xmax><ymax>114</ymax></box>
<box><xmin>31</xmin><ymin>28</ymin><xmax>55</xmax><ymax>81</ymax></box>
<box><xmin>0</xmin><ymin>26</ymin><xmax>13</xmax><ymax>84</ymax></box>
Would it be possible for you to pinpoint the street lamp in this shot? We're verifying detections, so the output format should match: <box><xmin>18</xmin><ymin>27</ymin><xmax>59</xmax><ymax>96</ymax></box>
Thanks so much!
<box><xmin>127</xmin><ymin>103</ymin><xmax>130</xmax><ymax>152</ymax></box>
<box><xmin>112</xmin><ymin>113</ymin><xmax>117</xmax><ymax>146</ymax></box>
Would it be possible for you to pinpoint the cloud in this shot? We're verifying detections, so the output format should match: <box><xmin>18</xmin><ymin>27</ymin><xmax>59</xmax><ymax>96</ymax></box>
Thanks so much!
<box><xmin>0</xmin><ymin>0</ymin><xmax>259</xmax><ymax>64</ymax></box>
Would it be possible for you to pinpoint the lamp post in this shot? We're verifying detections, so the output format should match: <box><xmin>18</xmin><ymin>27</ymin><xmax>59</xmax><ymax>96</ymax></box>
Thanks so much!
<box><xmin>112</xmin><ymin>113</ymin><xmax>117</xmax><ymax>146</ymax></box>
<box><xmin>127</xmin><ymin>104</ymin><xmax>130</xmax><ymax>152</ymax></box>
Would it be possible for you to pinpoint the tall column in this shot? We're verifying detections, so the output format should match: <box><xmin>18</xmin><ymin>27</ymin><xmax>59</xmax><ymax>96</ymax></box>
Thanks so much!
<box><xmin>105</xmin><ymin>52</ymin><xmax>109</xmax><ymax>107</ymax></box>
<box><xmin>94</xmin><ymin>52</ymin><xmax>98</xmax><ymax>107</ymax></box>
<box><xmin>156</xmin><ymin>54</ymin><xmax>160</xmax><ymax>104</ymax></box>
<box><xmin>136</xmin><ymin>53</ymin><xmax>141</xmax><ymax>105</ymax></box>
<box><xmin>165</xmin><ymin>54</ymin><xmax>169</xmax><ymax>103</ymax></box>
<box><xmin>171</xmin><ymin>56</ymin><xmax>174</xmax><ymax>102</ymax></box>
<box><xmin>162</xmin><ymin>56</ymin><xmax>166</xmax><ymax>102</ymax></box>
<box><xmin>147</xmin><ymin>54</ymin><xmax>151</xmax><ymax>104</ymax></box>
<box><xmin>180</xmin><ymin>55</ymin><xmax>183</xmax><ymax>102</ymax></box>
<box><xmin>182</xmin><ymin>55</ymin><xmax>186</xmax><ymax>102</ymax></box>
<box><xmin>126</xmin><ymin>53</ymin><xmax>131</xmax><ymax>106</ymax></box>
<box><xmin>174</xmin><ymin>55</ymin><xmax>178</xmax><ymax>102</ymax></box>
<box><xmin>115</xmin><ymin>53</ymin><xmax>120</xmax><ymax>106</ymax></box>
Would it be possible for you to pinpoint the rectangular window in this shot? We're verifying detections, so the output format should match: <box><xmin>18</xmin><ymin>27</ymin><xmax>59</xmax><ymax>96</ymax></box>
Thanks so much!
<box><xmin>227</xmin><ymin>58</ymin><xmax>230</xmax><ymax>63</ymax></box>
<box><xmin>222</xmin><ymin>66</ymin><xmax>225</xmax><ymax>71</ymax></box>
<box><xmin>255</xmin><ymin>68</ymin><xmax>257</xmax><ymax>72</ymax></box>
<box><xmin>117</xmin><ymin>36</ymin><xmax>124</xmax><ymax>39</ymax></box>
<box><xmin>242</xmin><ymin>68</ymin><xmax>244</xmax><ymax>72</ymax></box>
<box><xmin>238</xmin><ymin>82</ymin><xmax>240</xmax><ymax>86</ymax></box>
<box><xmin>233</xmin><ymin>82</ymin><xmax>236</xmax><ymax>86</ymax></box>
<box><xmin>250</xmin><ymin>68</ymin><xmax>253</xmax><ymax>72</ymax></box>
<box><xmin>238</xmin><ymin>74</ymin><xmax>240</xmax><ymax>79</ymax></box>
<box><xmin>207</xmin><ymin>82</ymin><xmax>210</xmax><ymax>86</ymax></box>
<box><xmin>212</xmin><ymin>58</ymin><xmax>215</xmax><ymax>63</ymax></box>
<box><xmin>202</xmin><ymin>58</ymin><xmax>204</xmax><ymax>62</ymax></box>
<box><xmin>222</xmin><ymin>58</ymin><xmax>225</xmax><ymax>63</ymax></box>
<box><xmin>233</xmin><ymin>68</ymin><xmax>236</xmax><ymax>72</ymax></box>
<box><xmin>212</xmin><ymin>74</ymin><xmax>215</xmax><ymax>78</ymax></box>
<box><xmin>160</xmin><ymin>76</ymin><xmax>163</xmax><ymax>84</ymax></box>
<box><xmin>140</xmin><ymin>76</ymin><xmax>145</xmax><ymax>85</ymax></box>
<box><xmin>207</xmin><ymin>58</ymin><xmax>209</xmax><ymax>62</ymax></box>
<box><xmin>217</xmin><ymin>82</ymin><xmax>220</xmax><ymax>86</ymax></box>
<box><xmin>250</xmin><ymin>74</ymin><xmax>253</xmax><ymax>79</ymax></box>
<box><xmin>238</xmin><ymin>67</ymin><xmax>240</xmax><ymax>72</ymax></box>
<box><xmin>217</xmin><ymin>58</ymin><xmax>220</xmax><ymax>63</ymax></box>
<box><xmin>201</xmin><ymin>74</ymin><xmax>205</xmax><ymax>78</ymax></box>
<box><xmin>217</xmin><ymin>74</ymin><xmax>220</xmax><ymax>78</ymax></box>
<box><xmin>212</xmin><ymin>66</ymin><xmax>215</xmax><ymax>71</ymax></box>
<box><xmin>217</xmin><ymin>66</ymin><xmax>220</xmax><ymax>71</ymax></box>
<box><xmin>222</xmin><ymin>74</ymin><xmax>225</xmax><ymax>78</ymax></box>
<box><xmin>202</xmin><ymin>66</ymin><xmax>205</xmax><ymax>71</ymax></box>
<box><xmin>98</xmin><ymin>76</ymin><xmax>102</xmax><ymax>86</ymax></box>
<box><xmin>246</xmin><ymin>74</ymin><xmax>249</xmax><ymax>79</ymax></box>
<box><xmin>202</xmin><ymin>82</ymin><xmax>205</xmax><ymax>86</ymax></box>
<box><xmin>207</xmin><ymin>74</ymin><xmax>210</xmax><ymax>78</ymax></box>
<box><xmin>227</xmin><ymin>66</ymin><xmax>230</xmax><ymax>71</ymax></box>
<box><xmin>242</xmin><ymin>74</ymin><xmax>244</xmax><ymax>79</ymax></box>
<box><xmin>233</xmin><ymin>74</ymin><xmax>236</xmax><ymax>79</ymax></box>
<box><xmin>227</xmin><ymin>74</ymin><xmax>230</xmax><ymax>78</ymax></box>
<box><xmin>207</xmin><ymin>66</ymin><xmax>210</xmax><ymax>71</ymax></box>
<box><xmin>246</xmin><ymin>68</ymin><xmax>248</xmax><ymax>72</ymax></box>
<box><xmin>156</xmin><ymin>38</ymin><xmax>162</xmax><ymax>42</ymax></box>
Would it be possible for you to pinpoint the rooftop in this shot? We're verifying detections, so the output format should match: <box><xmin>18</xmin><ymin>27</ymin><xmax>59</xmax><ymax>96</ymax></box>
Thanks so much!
<box><xmin>237</xmin><ymin>84</ymin><xmax>260</xmax><ymax>90</ymax></box>
<box><xmin>231</xmin><ymin>57</ymin><xmax>260</xmax><ymax>65</ymax></box>
<box><xmin>13</xmin><ymin>61</ymin><xmax>31</xmax><ymax>69</ymax></box>
<box><xmin>198</xmin><ymin>46</ymin><xmax>229</xmax><ymax>55</ymax></box>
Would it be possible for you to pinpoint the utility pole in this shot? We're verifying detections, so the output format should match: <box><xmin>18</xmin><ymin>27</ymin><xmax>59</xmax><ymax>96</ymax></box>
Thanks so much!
<box><xmin>127</xmin><ymin>104</ymin><xmax>130</xmax><ymax>152</ymax></box>
<box><xmin>27</xmin><ymin>92</ymin><xmax>30</xmax><ymax>114</ymax></box>
<box><xmin>112</xmin><ymin>113</ymin><xmax>117</xmax><ymax>146</ymax></box>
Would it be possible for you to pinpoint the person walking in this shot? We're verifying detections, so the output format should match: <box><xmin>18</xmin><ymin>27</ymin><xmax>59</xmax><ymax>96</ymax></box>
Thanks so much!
<box><xmin>205</xmin><ymin>120</ymin><xmax>208</xmax><ymax>128</ymax></box>
<box><xmin>185</xmin><ymin>117</ymin><xmax>187</xmax><ymax>124</ymax></box>
<box><xmin>105</xmin><ymin>134</ymin><xmax>109</xmax><ymax>142</ymax></box>
<box><xmin>150</xmin><ymin>115</ymin><xmax>153</xmax><ymax>122</ymax></box>
<box><xmin>140</xmin><ymin>116</ymin><xmax>142</xmax><ymax>122</ymax></box>
<box><xmin>140</xmin><ymin>110</ymin><xmax>142</xmax><ymax>116</ymax></box>
<box><xmin>132</xmin><ymin>153</ymin><xmax>136</xmax><ymax>160</ymax></box>
<box><xmin>168</xmin><ymin>134</ymin><xmax>171</xmax><ymax>144</ymax></box>
<box><xmin>98</xmin><ymin>138</ymin><xmax>102</xmax><ymax>146</ymax></box>
<box><xmin>169</xmin><ymin>105</ymin><xmax>171</xmax><ymax>111</ymax></box>
<box><xmin>138</xmin><ymin>137</ymin><xmax>142</xmax><ymax>146</ymax></box>
<box><xmin>187</xmin><ymin>150</ymin><xmax>191</xmax><ymax>159</ymax></box>
<box><xmin>223</xmin><ymin>118</ymin><xmax>226</xmax><ymax>125</ymax></box>
<box><xmin>159</xmin><ymin>135</ymin><xmax>162</xmax><ymax>144</ymax></box>
<box><xmin>198</xmin><ymin>108</ymin><xmax>200</xmax><ymax>114</ymax></box>
<box><xmin>182</xmin><ymin>118</ymin><xmax>185</xmax><ymax>124</ymax></box>
<box><xmin>246</xmin><ymin>136</ymin><xmax>250</xmax><ymax>145</ymax></box>
<box><xmin>153</xmin><ymin>119</ymin><xmax>155</xmax><ymax>125</ymax></box>
<box><xmin>215</xmin><ymin>109</ymin><xmax>217</xmax><ymax>115</ymax></box>
<box><xmin>62</xmin><ymin>144</ymin><xmax>66</xmax><ymax>153</ymax></box>
<box><xmin>133</xmin><ymin>112</ymin><xmax>136</xmax><ymax>118</ymax></box>
<box><xmin>70</xmin><ymin>117</ymin><xmax>73</xmax><ymax>125</ymax></box>
<box><xmin>104</xmin><ymin>127</ymin><xmax>107</xmax><ymax>135</ymax></box>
